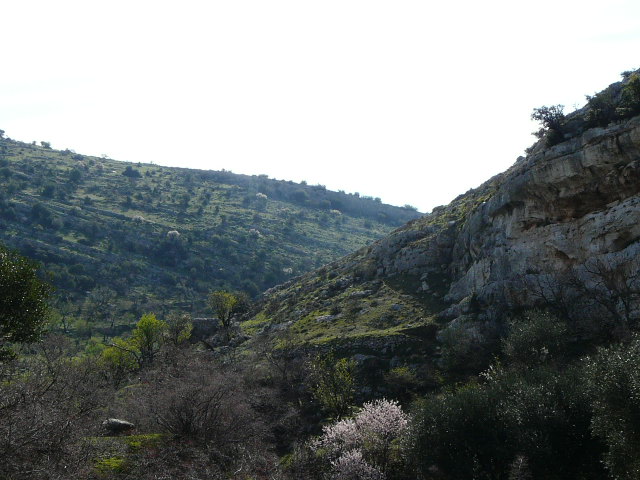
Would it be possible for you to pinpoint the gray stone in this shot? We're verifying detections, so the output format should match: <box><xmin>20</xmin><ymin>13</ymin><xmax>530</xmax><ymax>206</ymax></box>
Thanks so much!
<box><xmin>102</xmin><ymin>418</ymin><xmax>135</xmax><ymax>434</ymax></box>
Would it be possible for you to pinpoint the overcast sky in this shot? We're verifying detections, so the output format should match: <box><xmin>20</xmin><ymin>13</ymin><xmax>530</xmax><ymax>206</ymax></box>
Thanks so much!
<box><xmin>1</xmin><ymin>1</ymin><xmax>640</xmax><ymax>212</ymax></box>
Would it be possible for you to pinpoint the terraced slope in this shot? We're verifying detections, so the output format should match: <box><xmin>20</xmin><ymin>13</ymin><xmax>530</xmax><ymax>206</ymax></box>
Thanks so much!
<box><xmin>0</xmin><ymin>136</ymin><xmax>420</xmax><ymax>314</ymax></box>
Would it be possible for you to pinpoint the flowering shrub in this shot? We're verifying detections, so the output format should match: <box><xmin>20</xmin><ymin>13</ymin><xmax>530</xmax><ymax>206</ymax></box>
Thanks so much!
<box><xmin>312</xmin><ymin>398</ymin><xmax>409</xmax><ymax>479</ymax></box>
<box><xmin>330</xmin><ymin>450</ymin><xmax>385</xmax><ymax>480</ymax></box>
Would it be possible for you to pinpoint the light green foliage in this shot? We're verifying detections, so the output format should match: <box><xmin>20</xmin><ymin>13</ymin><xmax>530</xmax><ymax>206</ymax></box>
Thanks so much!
<box><xmin>95</xmin><ymin>456</ymin><xmax>128</xmax><ymax>474</ymax></box>
<box><xmin>308</xmin><ymin>353</ymin><xmax>356</xmax><ymax>419</ymax></box>
<box><xmin>131</xmin><ymin>313</ymin><xmax>168</xmax><ymax>365</ymax></box>
<box><xmin>100</xmin><ymin>337</ymin><xmax>139</xmax><ymax>385</ymax></box>
<box><xmin>207</xmin><ymin>290</ymin><xmax>239</xmax><ymax>329</ymax></box>
<box><xmin>123</xmin><ymin>433</ymin><xmax>165</xmax><ymax>451</ymax></box>
<box><xmin>99</xmin><ymin>313</ymin><xmax>168</xmax><ymax>379</ymax></box>
<box><xmin>165</xmin><ymin>313</ymin><xmax>192</xmax><ymax>346</ymax></box>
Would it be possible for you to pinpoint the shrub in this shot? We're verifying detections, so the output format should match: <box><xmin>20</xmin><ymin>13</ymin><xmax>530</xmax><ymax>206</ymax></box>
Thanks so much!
<box><xmin>501</xmin><ymin>311</ymin><xmax>568</xmax><ymax>366</ymax></box>
<box><xmin>410</xmin><ymin>383</ymin><xmax>506</xmax><ymax>479</ymax></box>
<box><xmin>438</xmin><ymin>319</ymin><xmax>495</xmax><ymax>376</ymax></box>
<box><xmin>409</xmin><ymin>365</ymin><xmax>603</xmax><ymax>479</ymax></box>
<box><xmin>122</xmin><ymin>165</ymin><xmax>141</xmax><ymax>178</ymax></box>
<box><xmin>618</xmin><ymin>73</ymin><xmax>640</xmax><ymax>118</ymax></box>
<box><xmin>585</xmin><ymin>88</ymin><xmax>618</xmax><ymax>127</ymax></box>
<box><xmin>312</xmin><ymin>398</ymin><xmax>409</xmax><ymax>479</ymax></box>
<box><xmin>307</xmin><ymin>353</ymin><xmax>356</xmax><ymax>419</ymax></box>
<box><xmin>584</xmin><ymin>335</ymin><xmax>640</xmax><ymax>479</ymax></box>
<box><xmin>531</xmin><ymin>105</ymin><xmax>565</xmax><ymax>146</ymax></box>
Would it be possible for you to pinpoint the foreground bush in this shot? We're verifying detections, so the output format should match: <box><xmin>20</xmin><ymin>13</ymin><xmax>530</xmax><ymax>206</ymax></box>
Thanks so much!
<box><xmin>409</xmin><ymin>365</ymin><xmax>604</xmax><ymax>479</ymax></box>
<box><xmin>306</xmin><ymin>398</ymin><xmax>408</xmax><ymax>479</ymax></box>
<box><xmin>585</xmin><ymin>335</ymin><xmax>640</xmax><ymax>479</ymax></box>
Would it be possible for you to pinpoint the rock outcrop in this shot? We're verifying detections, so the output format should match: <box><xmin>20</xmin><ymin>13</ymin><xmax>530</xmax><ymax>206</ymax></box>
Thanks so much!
<box><xmin>375</xmin><ymin>116</ymin><xmax>640</xmax><ymax>320</ymax></box>
<box><xmin>248</xmin><ymin>93</ymin><xmax>640</xmax><ymax>356</ymax></box>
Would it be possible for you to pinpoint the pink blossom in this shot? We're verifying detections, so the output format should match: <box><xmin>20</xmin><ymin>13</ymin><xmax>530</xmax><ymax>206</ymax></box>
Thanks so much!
<box><xmin>330</xmin><ymin>449</ymin><xmax>385</xmax><ymax>480</ymax></box>
<box><xmin>312</xmin><ymin>398</ymin><xmax>409</xmax><ymax>478</ymax></box>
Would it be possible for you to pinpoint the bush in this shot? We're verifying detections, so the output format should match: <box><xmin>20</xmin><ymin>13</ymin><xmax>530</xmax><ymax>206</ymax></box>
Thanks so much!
<box><xmin>584</xmin><ymin>336</ymin><xmax>640</xmax><ymax>479</ymax></box>
<box><xmin>531</xmin><ymin>105</ymin><xmax>565</xmax><ymax>146</ymax></box>
<box><xmin>307</xmin><ymin>353</ymin><xmax>356</xmax><ymax>419</ymax></box>
<box><xmin>0</xmin><ymin>244</ymin><xmax>51</xmax><ymax>358</ymax></box>
<box><xmin>122</xmin><ymin>165</ymin><xmax>141</xmax><ymax>178</ymax></box>
<box><xmin>408</xmin><ymin>365</ymin><xmax>604</xmax><ymax>480</ymax></box>
<box><xmin>585</xmin><ymin>88</ymin><xmax>619</xmax><ymax>127</ymax></box>
<box><xmin>618</xmin><ymin>73</ymin><xmax>640</xmax><ymax>118</ymax></box>
<box><xmin>410</xmin><ymin>383</ymin><xmax>507</xmax><ymax>479</ymax></box>
<box><xmin>118</xmin><ymin>357</ymin><xmax>273</xmax><ymax>475</ymax></box>
<box><xmin>0</xmin><ymin>336</ymin><xmax>107</xmax><ymax>479</ymax></box>
<box><xmin>311</xmin><ymin>399</ymin><xmax>409</xmax><ymax>479</ymax></box>
<box><xmin>501</xmin><ymin>311</ymin><xmax>568</xmax><ymax>366</ymax></box>
<box><xmin>438</xmin><ymin>319</ymin><xmax>495</xmax><ymax>377</ymax></box>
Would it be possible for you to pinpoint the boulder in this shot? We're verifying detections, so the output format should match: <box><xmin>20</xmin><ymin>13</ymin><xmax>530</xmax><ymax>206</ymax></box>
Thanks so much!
<box><xmin>102</xmin><ymin>418</ymin><xmax>135</xmax><ymax>435</ymax></box>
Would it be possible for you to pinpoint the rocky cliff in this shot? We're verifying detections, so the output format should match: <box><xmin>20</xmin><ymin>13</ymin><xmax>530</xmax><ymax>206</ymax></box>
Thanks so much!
<box><xmin>244</xmin><ymin>82</ymin><xmax>640</xmax><ymax>364</ymax></box>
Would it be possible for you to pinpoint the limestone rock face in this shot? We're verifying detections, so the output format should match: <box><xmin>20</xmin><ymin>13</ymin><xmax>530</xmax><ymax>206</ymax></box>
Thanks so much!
<box><xmin>374</xmin><ymin>116</ymin><xmax>640</xmax><ymax>320</ymax></box>
<box><xmin>451</xmin><ymin>118</ymin><xmax>640</xmax><ymax>308</ymax></box>
<box><xmin>253</xmin><ymin>114</ymin><xmax>640</xmax><ymax>349</ymax></box>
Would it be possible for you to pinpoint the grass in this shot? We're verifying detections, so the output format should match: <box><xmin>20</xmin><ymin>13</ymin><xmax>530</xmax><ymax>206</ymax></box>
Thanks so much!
<box><xmin>0</xmin><ymin>137</ymin><xmax>420</xmax><ymax>336</ymax></box>
<box><xmin>90</xmin><ymin>433</ymin><xmax>167</xmax><ymax>476</ymax></box>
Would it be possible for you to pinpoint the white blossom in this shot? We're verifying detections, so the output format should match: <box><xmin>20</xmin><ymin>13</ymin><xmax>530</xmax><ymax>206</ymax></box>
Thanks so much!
<box><xmin>330</xmin><ymin>449</ymin><xmax>385</xmax><ymax>480</ymax></box>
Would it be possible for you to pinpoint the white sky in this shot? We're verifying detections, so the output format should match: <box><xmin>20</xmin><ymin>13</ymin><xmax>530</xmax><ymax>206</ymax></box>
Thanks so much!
<box><xmin>1</xmin><ymin>0</ymin><xmax>640</xmax><ymax>212</ymax></box>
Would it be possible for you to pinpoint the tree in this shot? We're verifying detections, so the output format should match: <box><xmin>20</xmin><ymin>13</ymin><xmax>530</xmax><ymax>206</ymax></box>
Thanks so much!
<box><xmin>307</xmin><ymin>353</ymin><xmax>356</xmax><ymax>419</ymax></box>
<box><xmin>0</xmin><ymin>244</ymin><xmax>51</xmax><ymax>359</ymax></box>
<box><xmin>531</xmin><ymin>104</ymin><xmax>565</xmax><ymax>145</ymax></box>
<box><xmin>131</xmin><ymin>313</ymin><xmax>168</xmax><ymax>366</ymax></box>
<box><xmin>83</xmin><ymin>286</ymin><xmax>117</xmax><ymax>336</ymax></box>
<box><xmin>165</xmin><ymin>313</ymin><xmax>193</xmax><ymax>347</ymax></box>
<box><xmin>104</xmin><ymin>313</ymin><xmax>169</xmax><ymax>371</ymax></box>
<box><xmin>122</xmin><ymin>165</ymin><xmax>142</xmax><ymax>178</ymax></box>
<box><xmin>207</xmin><ymin>290</ymin><xmax>239</xmax><ymax>330</ymax></box>
<box><xmin>311</xmin><ymin>398</ymin><xmax>409</xmax><ymax>478</ymax></box>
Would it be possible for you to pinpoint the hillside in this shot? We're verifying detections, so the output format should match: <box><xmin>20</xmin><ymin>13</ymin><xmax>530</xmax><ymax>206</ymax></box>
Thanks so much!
<box><xmin>244</xmin><ymin>69</ymin><xmax>640</xmax><ymax>374</ymax></box>
<box><xmin>4</xmin><ymin>71</ymin><xmax>640</xmax><ymax>480</ymax></box>
<box><xmin>0</xmin><ymin>135</ymin><xmax>420</xmax><ymax>316</ymax></box>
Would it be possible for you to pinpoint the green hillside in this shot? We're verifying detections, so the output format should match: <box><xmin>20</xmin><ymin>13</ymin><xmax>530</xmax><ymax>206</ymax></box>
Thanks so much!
<box><xmin>0</xmin><ymin>133</ymin><xmax>420</xmax><ymax>318</ymax></box>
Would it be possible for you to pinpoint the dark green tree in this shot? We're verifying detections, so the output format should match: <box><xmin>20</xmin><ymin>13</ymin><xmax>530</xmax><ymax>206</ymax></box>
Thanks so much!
<box><xmin>122</xmin><ymin>165</ymin><xmax>142</xmax><ymax>178</ymax></box>
<box><xmin>531</xmin><ymin>104</ymin><xmax>565</xmax><ymax>145</ymax></box>
<box><xmin>0</xmin><ymin>244</ymin><xmax>51</xmax><ymax>359</ymax></box>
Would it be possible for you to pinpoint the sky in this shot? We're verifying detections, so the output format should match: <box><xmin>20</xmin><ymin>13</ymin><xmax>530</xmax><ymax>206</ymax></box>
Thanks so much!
<box><xmin>1</xmin><ymin>1</ymin><xmax>640</xmax><ymax>213</ymax></box>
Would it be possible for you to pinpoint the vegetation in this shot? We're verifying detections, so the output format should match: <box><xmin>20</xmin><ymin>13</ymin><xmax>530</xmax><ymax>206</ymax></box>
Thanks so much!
<box><xmin>531</xmin><ymin>104</ymin><xmax>565</xmax><ymax>145</ymax></box>
<box><xmin>531</xmin><ymin>68</ymin><xmax>640</xmax><ymax>147</ymax></box>
<box><xmin>0</xmin><ymin>133</ymin><xmax>420</xmax><ymax>340</ymax></box>
<box><xmin>0</xmin><ymin>244</ymin><xmax>51</xmax><ymax>358</ymax></box>
<box><xmin>3</xmin><ymin>70</ymin><xmax>640</xmax><ymax>479</ymax></box>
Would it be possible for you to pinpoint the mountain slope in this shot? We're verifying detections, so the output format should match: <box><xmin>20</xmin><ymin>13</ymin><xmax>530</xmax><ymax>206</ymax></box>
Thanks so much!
<box><xmin>245</xmin><ymin>73</ymin><xmax>640</xmax><ymax>366</ymax></box>
<box><xmin>0</xmin><ymin>136</ymin><xmax>420</xmax><ymax>314</ymax></box>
